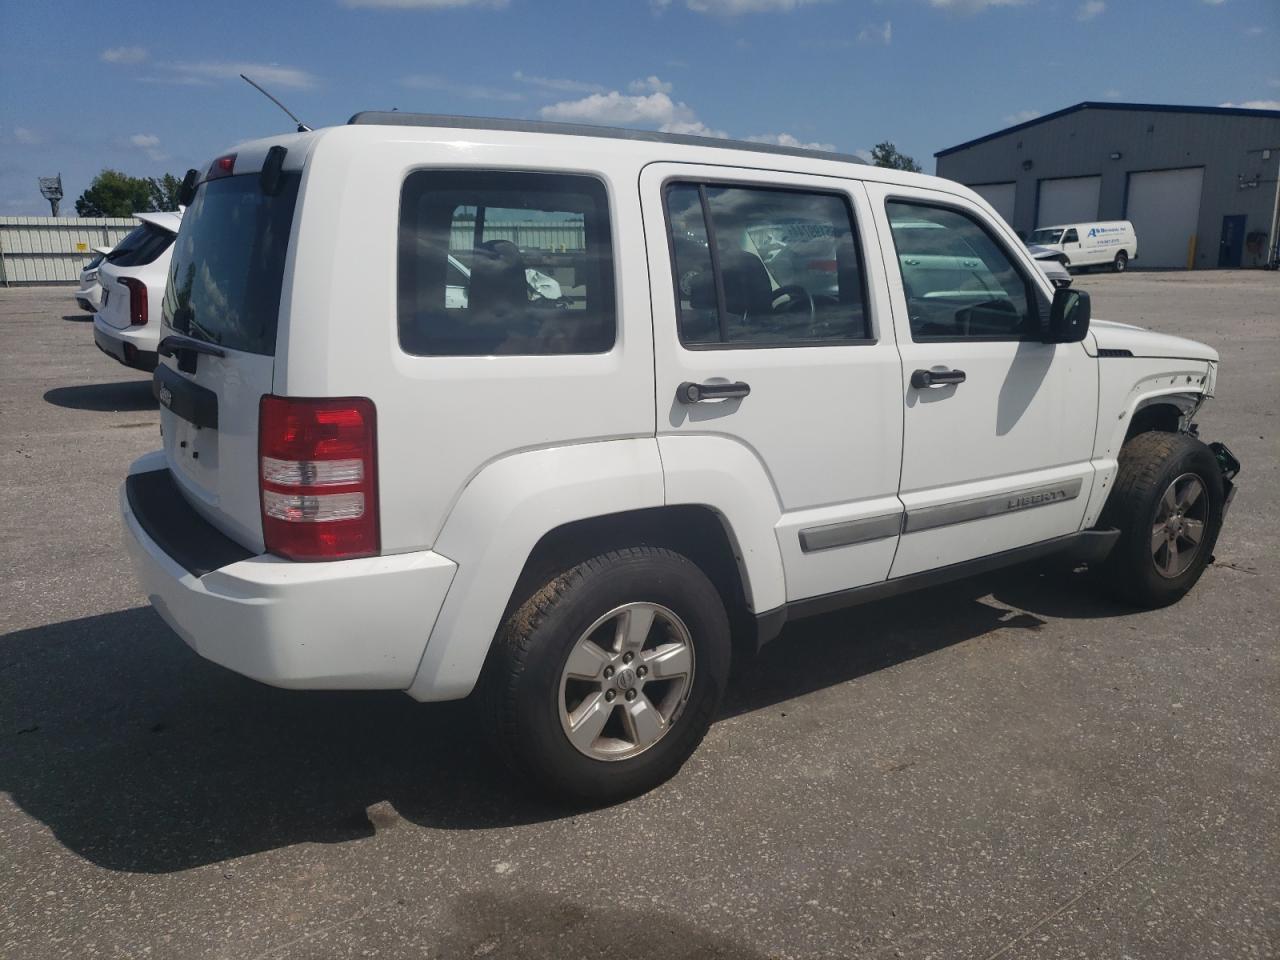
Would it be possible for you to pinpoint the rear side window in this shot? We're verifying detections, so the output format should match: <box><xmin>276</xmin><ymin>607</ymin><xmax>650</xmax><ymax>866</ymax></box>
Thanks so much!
<box><xmin>398</xmin><ymin>171</ymin><xmax>615</xmax><ymax>356</ymax></box>
<box><xmin>664</xmin><ymin>182</ymin><xmax>870</xmax><ymax>348</ymax></box>
<box><xmin>163</xmin><ymin>173</ymin><xmax>301</xmax><ymax>356</ymax></box>
<box><xmin>105</xmin><ymin>223</ymin><xmax>174</xmax><ymax>267</ymax></box>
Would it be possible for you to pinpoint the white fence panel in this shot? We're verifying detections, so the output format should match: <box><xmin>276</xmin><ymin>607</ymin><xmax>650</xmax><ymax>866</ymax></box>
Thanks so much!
<box><xmin>0</xmin><ymin>217</ymin><xmax>139</xmax><ymax>284</ymax></box>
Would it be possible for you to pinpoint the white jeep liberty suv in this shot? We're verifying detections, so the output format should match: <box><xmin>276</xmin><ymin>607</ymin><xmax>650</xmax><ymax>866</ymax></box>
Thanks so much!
<box><xmin>122</xmin><ymin>114</ymin><xmax>1240</xmax><ymax>801</ymax></box>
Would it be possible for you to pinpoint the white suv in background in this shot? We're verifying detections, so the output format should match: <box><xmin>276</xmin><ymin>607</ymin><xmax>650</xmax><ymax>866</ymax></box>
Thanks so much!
<box><xmin>74</xmin><ymin>246</ymin><xmax>113</xmax><ymax>313</ymax></box>
<box><xmin>93</xmin><ymin>211</ymin><xmax>181</xmax><ymax>371</ymax></box>
<box><xmin>121</xmin><ymin>117</ymin><xmax>1239</xmax><ymax>801</ymax></box>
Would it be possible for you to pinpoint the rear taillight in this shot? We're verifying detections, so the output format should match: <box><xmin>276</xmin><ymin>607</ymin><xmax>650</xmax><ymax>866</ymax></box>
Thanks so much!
<box><xmin>119</xmin><ymin>277</ymin><xmax>147</xmax><ymax>326</ymax></box>
<box><xmin>258</xmin><ymin>396</ymin><xmax>379</xmax><ymax>561</ymax></box>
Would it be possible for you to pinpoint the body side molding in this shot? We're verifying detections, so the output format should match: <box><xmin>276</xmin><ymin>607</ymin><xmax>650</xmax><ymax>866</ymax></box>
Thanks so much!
<box><xmin>757</xmin><ymin>528</ymin><xmax>1119</xmax><ymax>645</ymax></box>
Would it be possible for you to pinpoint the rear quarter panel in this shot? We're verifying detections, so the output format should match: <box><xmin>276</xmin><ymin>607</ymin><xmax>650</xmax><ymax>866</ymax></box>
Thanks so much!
<box><xmin>275</xmin><ymin>126</ymin><xmax>658</xmax><ymax>554</ymax></box>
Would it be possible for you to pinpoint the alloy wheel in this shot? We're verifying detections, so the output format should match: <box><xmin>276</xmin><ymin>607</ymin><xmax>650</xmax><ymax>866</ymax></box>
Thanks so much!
<box><xmin>1151</xmin><ymin>472</ymin><xmax>1207</xmax><ymax>578</ymax></box>
<box><xmin>558</xmin><ymin>602</ymin><xmax>695</xmax><ymax>761</ymax></box>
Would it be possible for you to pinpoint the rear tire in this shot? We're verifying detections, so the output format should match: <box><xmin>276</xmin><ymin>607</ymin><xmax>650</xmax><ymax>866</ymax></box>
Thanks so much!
<box><xmin>485</xmin><ymin>547</ymin><xmax>731</xmax><ymax>802</ymax></box>
<box><xmin>1113</xmin><ymin>250</ymin><xmax>1128</xmax><ymax>272</ymax></box>
<box><xmin>1096</xmin><ymin>431</ymin><xmax>1224</xmax><ymax>608</ymax></box>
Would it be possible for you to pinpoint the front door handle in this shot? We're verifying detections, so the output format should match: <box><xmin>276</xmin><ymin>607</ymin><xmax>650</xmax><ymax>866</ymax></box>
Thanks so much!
<box><xmin>677</xmin><ymin>380</ymin><xmax>751</xmax><ymax>403</ymax></box>
<box><xmin>911</xmin><ymin>368</ymin><xmax>966</xmax><ymax>389</ymax></box>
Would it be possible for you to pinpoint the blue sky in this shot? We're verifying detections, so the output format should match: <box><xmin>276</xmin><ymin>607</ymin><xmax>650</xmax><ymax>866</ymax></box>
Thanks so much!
<box><xmin>1</xmin><ymin>0</ymin><xmax>1277</xmax><ymax>215</ymax></box>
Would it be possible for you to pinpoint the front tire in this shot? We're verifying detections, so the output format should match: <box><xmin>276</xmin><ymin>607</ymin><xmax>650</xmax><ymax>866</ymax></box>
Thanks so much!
<box><xmin>485</xmin><ymin>547</ymin><xmax>731</xmax><ymax>802</ymax></box>
<box><xmin>1097</xmin><ymin>431</ymin><xmax>1224</xmax><ymax>608</ymax></box>
<box><xmin>1113</xmin><ymin>250</ymin><xmax>1129</xmax><ymax>272</ymax></box>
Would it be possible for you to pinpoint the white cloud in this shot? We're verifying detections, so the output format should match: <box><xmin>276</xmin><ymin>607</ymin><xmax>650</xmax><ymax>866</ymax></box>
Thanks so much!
<box><xmin>539</xmin><ymin>81</ymin><xmax>733</xmax><ymax>136</ymax></box>
<box><xmin>148</xmin><ymin>61</ymin><xmax>317</xmax><ymax>89</ymax></box>
<box><xmin>1077</xmin><ymin>0</ymin><xmax>1105</xmax><ymax>20</ymax></box>
<box><xmin>101</xmin><ymin>46</ymin><xmax>148</xmax><ymax>64</ymax></box>
<box><xmin>402</xmin><ymin>74</ymin><xmax>522</xmax><ymax>101</ymax></box>
<box><xmin>13</xmin><ymin>127</ymin><xmax>41</xmax><ymax>145</ymax></box>
<box><xmin>540</xmin><ymin>89</ymin><xmax>697</xmax><ymax>128</ymax></box>
<box><xmin>1202</xmin><ymin>0</ymin><xmax>1226</xmax><ymax>5</ymax></box>
<box><xmin>1219</xmin><ymin>100</ymin><xmax>1280</xmax><ymax>110</ymax></box>
<box><xmin>1244</xmin><ymin>25</ymin><xmax>1264</xmax><ymax>36</ymax></box>
<box><xmin>512</xmin><ymin>71</ymin><xmax>603</xmax><ymax>94</ymax></box>
<box><xmin>854</xmin><ymin>148</ymin><xmax>873</xmax><ymax>163</ymax></box>
<box><xmin>341</xmin><ymin>0</ymin><xmax>507</xmax><ymax>6</ymax></box>
<box><xmin>929</xmin><ymin>0</ymin><xmax>1028</xmax><ymax>12</ymax></box>
<box><xmin>857</xmin><ymin>20</ymin><xmax>892</xmax><ymax>44</ymax></box>
<box><xmin>747</xmin><ymin>132</ymin><xmax>836</xmax><ymax>151</ymax></box>
<box><xmin>129</xmin><ymin>133</ymin><xmax>168</xmax><ymax>162</ymax></box>
<box><xmin>1102</xmin><ymin>88</ymin><xmax>1123</xmax><ymax>99</ymax></box>
<box><xmin>655</xmin><ymin>0</ymin><xmax>827</xmax><ymax>13</ymax></box>
<box><xmin>629</xmin><ymin>75</ymin><xmax>675</xmax><ymax>94</ymax></box>
<box><xmin>1003</xmin><ymin>109</ymin><xmax>1042</xmax><ymax>124</ymax></box>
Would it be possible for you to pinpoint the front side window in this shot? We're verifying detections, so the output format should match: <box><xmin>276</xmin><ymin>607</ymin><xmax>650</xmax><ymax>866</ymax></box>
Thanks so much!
<box><xmin>398</xmin><ymin>171</ymin><xmax>615</xmax><ymax>356</ymax></box>
<box><xmin>1028</xmin><ymin>228</ymin><xmax>1063</xmax><ymax>245</ymax></box>
<box><xmin>665</xmin><ymin>182</ymin><xmax>870</xmax><ymax>347</ymax></box>
<box><xmin>1062</xmin><ymin>228</ymin><xmax>1079</xmax><ymax>244</ymax></box>
<box><xmin>886</xmin><ymin>200</ymin><xmax>1040</xmax><ymax>341</ymax></box>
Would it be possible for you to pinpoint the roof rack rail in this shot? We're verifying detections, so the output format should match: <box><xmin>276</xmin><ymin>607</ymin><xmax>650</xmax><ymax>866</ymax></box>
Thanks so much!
<box><xmin>347</xmin><ymin>111</ymin><xmax>867</xmax><ymax>166</ymax></box>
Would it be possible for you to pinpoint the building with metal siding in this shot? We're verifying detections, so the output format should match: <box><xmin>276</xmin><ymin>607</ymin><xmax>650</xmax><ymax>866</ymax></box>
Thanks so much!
<box><xmin>934</xmin><ymin>102</ymin><xmax>1280</xmax><ymax>269</ymax></box>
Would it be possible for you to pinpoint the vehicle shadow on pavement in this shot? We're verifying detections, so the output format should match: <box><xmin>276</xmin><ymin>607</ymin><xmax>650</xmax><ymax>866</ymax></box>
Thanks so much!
<box><xmin>43</xmin><ymin>380</ymin><xmax>155</xmax><ymax>412</ymax></box>
<box><xmin>0</xmin><ymin>564</ymin><xmax>1129</xmax><ymax>874</ymax></box>
<box><xmin>62</xmin><ymin>314</ymin><xmax>94</xmax><ymax>323</ymax></box>
<box><xmin>724</xmin><ymin>561</ymin><xmax>1126</xmax><ymax>716</ymax></box>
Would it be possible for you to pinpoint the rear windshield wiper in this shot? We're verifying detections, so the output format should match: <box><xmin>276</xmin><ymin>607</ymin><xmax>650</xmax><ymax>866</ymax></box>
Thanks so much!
<box><xmin>158</xmin><ymin>333</ymin><xmax>225</xmax><ymax>359</ymax></box>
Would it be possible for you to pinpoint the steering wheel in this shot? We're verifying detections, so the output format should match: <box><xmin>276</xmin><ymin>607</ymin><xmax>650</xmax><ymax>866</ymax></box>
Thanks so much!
<box><xmin>771</xmin><ymin>284</ymin><xmax>815</xmax><ymax>327</ymax></box>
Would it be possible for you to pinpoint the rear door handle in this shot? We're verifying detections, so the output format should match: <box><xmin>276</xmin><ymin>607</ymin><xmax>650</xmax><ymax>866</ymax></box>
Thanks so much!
<box><xmin>677</xmin><ymin>381</ymin><xmax>751</xmax><ymax>403</ymax></box>
<box><xmin>911</xmin><ymin>368</ymin><xmax>966</xmax><ymax>389</ymax></box>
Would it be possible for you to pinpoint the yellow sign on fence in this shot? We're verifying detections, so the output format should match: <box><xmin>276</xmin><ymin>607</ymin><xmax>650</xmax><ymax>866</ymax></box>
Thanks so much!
<box><xmin>74</xmin><ymin>242</ymin><xmax>88</xmax><ymax>252</ymax></box>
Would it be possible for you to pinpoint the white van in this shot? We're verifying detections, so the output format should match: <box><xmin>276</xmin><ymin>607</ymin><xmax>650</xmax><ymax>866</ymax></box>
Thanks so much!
<box><xmin>121</xmin><ymin>115</ymin><xmax>1238</xmax><ymax>800</ymax></box>
<box><xmin>1027</xmin><ymin>220</ymin><xmax>1137</xmax><ymax>272</ymax></box>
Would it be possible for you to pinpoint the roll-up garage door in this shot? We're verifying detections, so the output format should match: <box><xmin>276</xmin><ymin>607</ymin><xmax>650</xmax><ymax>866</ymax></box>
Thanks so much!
<box><xmin>1125</xmin><ymin>167</ymin><xmax>1204</xmax><ymax>268</ymax></box>
<box><xmin>970</xmin><ymin>182</ymin><xmax>1016</xmax><ymax>225</ymax></box>
<box><xmin>1037</xmin><ymin>176</ymin><xmax>1101</xmax><ymax>227</ymax></box>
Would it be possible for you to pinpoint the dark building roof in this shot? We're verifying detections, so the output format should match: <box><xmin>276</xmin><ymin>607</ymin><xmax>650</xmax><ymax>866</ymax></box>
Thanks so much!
<box><xmin>935</xmin><ymin>101</ymin><xmax>1280</xmax><ymax>158</ymax></box>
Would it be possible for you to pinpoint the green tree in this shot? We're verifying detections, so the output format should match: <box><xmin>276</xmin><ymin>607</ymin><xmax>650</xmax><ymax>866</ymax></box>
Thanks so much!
<box><xmin>870</xmin><ymin>141</ymin><xmax>923</xmax><ymax>173</ymax></box>
<box><xmin>147</xmin><ymin>173</ymin><xmax>184</xmax><ymax>212</ymax></box>
<box><xmin>75</xmin><ymin>170</ymin><xmax>155</xmax><ymax>217</ymax></box>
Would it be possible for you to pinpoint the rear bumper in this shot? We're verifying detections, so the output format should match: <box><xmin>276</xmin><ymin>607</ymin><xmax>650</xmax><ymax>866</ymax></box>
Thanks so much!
<box><xmin>94</xmin><ymin>318</ymin><xmax>158</xmax><ymax>372</ymax></box>
<box><xmin>121</xmin><ymin>454</ymin><xmax>457</xmax><ymax>691</ymax></box>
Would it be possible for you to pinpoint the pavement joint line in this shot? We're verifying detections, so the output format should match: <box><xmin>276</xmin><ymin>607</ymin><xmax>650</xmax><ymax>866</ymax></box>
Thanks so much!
<box><xmin>980</xmin><ymin>847</ymin><xmax>1150</xmax><ymax>960</ymax></box>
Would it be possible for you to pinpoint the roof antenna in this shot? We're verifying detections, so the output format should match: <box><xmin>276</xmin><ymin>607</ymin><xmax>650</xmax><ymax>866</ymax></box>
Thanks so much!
<box><xmin>239</xmin><ymin>74</ymin><xmax>312</xmax><ymax>132</ymax></box>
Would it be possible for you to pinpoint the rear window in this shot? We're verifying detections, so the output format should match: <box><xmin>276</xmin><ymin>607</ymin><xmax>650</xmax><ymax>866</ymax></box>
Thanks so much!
<box><xmin>163</xmin><ymin>173</ymin><xmax>300</xmax><ymax>356</ymax></box>
<box><xmin>398</xmin><ymin>170</ymin><xmax>616</xmax><ymax>356</ymax></box>
<box><xmin>105</xmin><ymin>223</ymin><xmax>174</xmax><ymax>267</ymax></box>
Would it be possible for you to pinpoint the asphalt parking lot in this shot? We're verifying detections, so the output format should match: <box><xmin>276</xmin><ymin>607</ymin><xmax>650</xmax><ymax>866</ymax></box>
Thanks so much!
<box><xmin>1</xmin><ymin>272</ymin><xmax>1276</xmax><ymax>959</ymax></box>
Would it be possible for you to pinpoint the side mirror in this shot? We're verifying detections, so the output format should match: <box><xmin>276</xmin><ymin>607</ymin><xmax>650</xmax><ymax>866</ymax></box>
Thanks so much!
<box><xmin>177</xmin><ymin>168</ymin><xmax>199</xmax><ymax>206</ymax></box>
<box><xmin>1047</xmin><ymin>287</ymin><xmax>1090</xmax><ymax>343</ymax></box>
